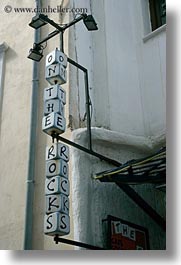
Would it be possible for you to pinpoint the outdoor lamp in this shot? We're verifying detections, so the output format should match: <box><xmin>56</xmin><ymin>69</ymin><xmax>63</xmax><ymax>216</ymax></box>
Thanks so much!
<box><xmin>27</xmin><ymin>44</ymin><xmax>43</xmax><ymax>61</ymax></box>
<box><xmin>29</xmin><ymin>14</ymin><xmax>48</xmax><ymax>29</ymax></box>
<box><xmin>83</xmin><ymin>15</ymin><xmax>98</xmax><ymax>31</ymax></box>
<box><xmin>28</xmin><ymin>13</ymin><xmax>98</xmax><ymax>61</ymax></box>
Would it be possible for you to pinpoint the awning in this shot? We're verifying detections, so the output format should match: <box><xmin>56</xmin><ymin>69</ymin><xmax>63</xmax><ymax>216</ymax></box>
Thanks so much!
<box><xmin>93</xmin><ymin>147</ymin><xmax>166</xmax><ymax>185</ymax></box>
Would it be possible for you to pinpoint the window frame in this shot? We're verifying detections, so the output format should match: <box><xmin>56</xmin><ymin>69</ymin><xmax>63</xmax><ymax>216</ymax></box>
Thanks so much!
<box><xmin>149</xmin><ymin>0</ymin><xmax>166</xmax><ymax>31</ymax></box>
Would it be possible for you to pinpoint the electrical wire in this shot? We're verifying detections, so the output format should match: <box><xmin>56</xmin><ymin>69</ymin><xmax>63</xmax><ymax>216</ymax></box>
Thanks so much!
<box><xmin>94</xmin><ymin>148</ymin><xmax>166</xmax><ymax>179</ymax></box>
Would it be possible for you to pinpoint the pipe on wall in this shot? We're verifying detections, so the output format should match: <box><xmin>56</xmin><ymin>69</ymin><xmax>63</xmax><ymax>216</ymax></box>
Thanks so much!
<box><xmin>23</xmin><ymin>0</ymin><xmax>41</xmax><ymax>250</ymax></box>
<box><xmin>0</xmin><ymin>42</ymin><xmax>8</xmax><ymax>133</ymax></box>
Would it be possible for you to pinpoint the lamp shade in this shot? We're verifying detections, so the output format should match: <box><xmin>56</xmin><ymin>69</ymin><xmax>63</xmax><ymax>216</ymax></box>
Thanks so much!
<box><xmin>27</xmin><ymin>45</ymin><xmax>43</xmax><ymax>61</ymax></box>
<box><xmin>29</xmin><ymin>14</ymin><xmax>48</xmax><ymax>29</ymax></box>
<box><xmin>83</xmin><ymin>15</ymin><xmax>98</xmax><ymax>31</ymax></box>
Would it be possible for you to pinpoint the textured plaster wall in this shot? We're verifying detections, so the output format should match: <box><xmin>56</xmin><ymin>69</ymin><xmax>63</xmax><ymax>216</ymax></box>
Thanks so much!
<box><xmin>91</xmin><ymin>0</ymin><xmax>166</xmax><ymax>136</ymax></box>
<box><xmin>68</xmin><ymin>0</ymin><xmax>166</xmax><ymax>136</ymax></box>
<box><xmin>0</xmin><ymin>0</ymin><xmax>74</xmax><ymax>250</ymax></box>
<box><xmin>69</xmin><ymin>0</ymin><xmax>166</xmax><ymax>250</ymax></box>
<box><xmin>0</xmin><ymin>0</ymin><xmax>166</xmax><ymax>250</ymax></box>
<box><xmin>0</xmin><ymin>0</ymin><xmax>34</xmax><ymax>249</ymax></box>
<box><xmin>71</xmin><ymin>128</ymin><xmax>166</xmax><ymax>249</ymax></box>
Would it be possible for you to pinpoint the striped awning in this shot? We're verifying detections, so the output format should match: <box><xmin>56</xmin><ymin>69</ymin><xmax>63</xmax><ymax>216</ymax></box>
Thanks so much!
<box><xmin>93</xmin><ymin>147</ymin><xmax>166</xmax><ymax>185</ymax></box>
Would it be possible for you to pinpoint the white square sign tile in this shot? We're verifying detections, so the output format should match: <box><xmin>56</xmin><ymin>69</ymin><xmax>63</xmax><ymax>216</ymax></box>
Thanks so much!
<box><xmin>46</xmin><ymin>159</ymin><xmax>69</xmax><ymax>178</ymax></box>
<box><xmin>44</xmin><ymin>84</ymin><xmax>66</xmax><ymax>104</ymax></box>
<box><xmin>45</xmin><ymin>63</ymin><xmax>67</xmax><ymax>85</ymax></box>
<box><xmin>46</xmin><ymin>49</ymin><xmax>67</xmax><ymax>68</ymax></box>
<box><xmin>45</xmin><ymin>176</ymin><xmax>69</xmax><ymax>196</ymax></box>
<box><xmin>45</xmin><ymin>194</ymin><xmax>69</xmax><ymax>214</ymax></box>
<box><xmin>44</xmin><ymin>212</ymin><xmax>70</xmax><ymax>236</ymax></box>
<box><xmin>42</xmin><ymin>112</ymin><xmax>66</xmax><ymax>136</ymax></box>
<box><xmin>46</xmin><ymin>143</ymin><xmax>69</xmax><ymax>162</ymax></box>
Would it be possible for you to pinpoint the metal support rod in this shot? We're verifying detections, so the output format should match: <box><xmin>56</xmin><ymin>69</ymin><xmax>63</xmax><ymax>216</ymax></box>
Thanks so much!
<box><xmin>67</xmin><ymin>57</ymin><xmax>92</xmax><ymax>150</ymax></box>
<box><xmin>116</xmin><ymin>182</ymin><xmax>166</xmax><ymax>231</ymax></box>
<box><xmin>55</xmin><ymin>133</ymin><xmax>166</xmax><ymax>231</ymax></box>
<box><xmin>38</xmin><ymin>29</ymin><xmax>60</xmax><ymax>46</ymax></box>
<box><xmin>54</xmin><ymin>236</ymin><xmax>105</xmax><ymax>250</ymax></box>
<box><xmin>40</xmin><ymin>14</ymin><xmax>84</xmax><ymax>32</ymax></box>
<box><xmin>67</xmin><ymin>57</ymin><xmax>87</xmax><ymax>72</ymax></box>
<box><xmin>34</xmin><ymin>14</ymin><xmax>92</xmax><ymax>150</ymax></box>
<box><xmin>62</xmin><ymin>15</ymin><xmax>85</xmax><ymax>30</ymax></box>
<box><xmin>43</xmin><ymin>16</ymin><xmax>63</xmax><ymax>31</ymax></box>
<box><xmin>37</xmin><ymin>15</ymin><xmax>85</xmax><ymax>46</ymax></box>
<box><xmin>59</xmin><ymin>31</ymin><xmax>64</xmax><ymax>52</ymax></box>
<box><xmin>30</xmin><ymin>14</ymin><xmax>166</xmax><ymax>234</ymax></box>
<box><xmin>84</xmin><ymin>70</ymin><xmax>92</xmax><ymax>150</ymax></box>
<box><xmin>52</xmin><ymin>133</ymin><xmax>121</xmax><ymax>167</ymax></box>
<box><xmin>41</xmin><ymin>14</ymin><xmax>84</xmax><ymax>33</ymax></box>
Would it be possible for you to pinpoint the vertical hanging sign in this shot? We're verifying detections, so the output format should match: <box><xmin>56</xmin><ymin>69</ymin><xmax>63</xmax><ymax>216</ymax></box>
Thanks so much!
<box><xmin>42</xmin><ymin>48</ymin><xmax>70</xmax><ymax>237</ymax></box>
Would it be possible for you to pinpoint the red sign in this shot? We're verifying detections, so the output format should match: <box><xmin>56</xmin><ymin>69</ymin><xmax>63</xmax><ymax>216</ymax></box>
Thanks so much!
<box><xmin>107</xmin><ymin>216</ymin><xmax>149</xmax><ymax>250</ymax></box>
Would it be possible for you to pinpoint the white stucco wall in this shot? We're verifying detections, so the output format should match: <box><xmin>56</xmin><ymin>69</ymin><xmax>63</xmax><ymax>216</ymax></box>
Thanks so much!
<box><xmin>0</xmin><ymin>0</ymin><xmax>74</xmax><ymax>250</ymax></box>
<box><xmin>0</xmin><ymin>0</ymin><xmax>166</xmax><ymax>250</ymax></box>
<box><xmin>68</xmin><ymin>0</ymin><xmax>95</xmax><ymax>129</ymax></box>
<box><xmin>69</xmin><ymin>0</ymin><xmax>166</xmax><ymax>250</ymax></box>
<box><xmin>69</xmin><ymin>0</ymin><xmax>166</xmax><ymax>137</ymax></box>
<box><xmin>71</xmin><ymin>128</ymin><xmax>166</xmax><ymax>249</ymax></box>
<box><xmin>0</xmin><ymin>0</ymin><xmax>34</xmax><ymax>249</ymax></box>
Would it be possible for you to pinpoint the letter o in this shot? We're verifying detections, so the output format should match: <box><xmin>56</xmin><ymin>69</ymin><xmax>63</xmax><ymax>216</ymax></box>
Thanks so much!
<box><xmin>48</xmin><ymin>55</ymin><xmax>53</xmax><ymax>63</ymax></box>
<box><xmin>59</xmin><ymin>55</ymin><xmax>64</xmax><ymax>63</ymax></box>
<box><xmin>49</xmin><ymin>163</ymin><xmax>56</xmax><ymax>174</ymax></box>
<box><xmin>63</xmin><ymin>165</ymin><xmax>67</xmax><ymax>175</ymax></box>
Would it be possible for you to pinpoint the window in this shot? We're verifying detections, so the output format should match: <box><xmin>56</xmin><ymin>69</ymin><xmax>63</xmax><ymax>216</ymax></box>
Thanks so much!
<box><xmin>149</xmin><ymin>0</ymin><xmax>166</xmax><ymax>31</ymax></box>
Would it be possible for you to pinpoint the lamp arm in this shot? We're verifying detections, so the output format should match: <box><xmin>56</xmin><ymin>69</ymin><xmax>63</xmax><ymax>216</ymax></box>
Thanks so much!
<box><xmin>41</xmin><ymin>15</ymin><xmax>64</xmax><ymax>31</ymax></box>
<box><xmin>36</xmin><ymin>14</ymin><xmax>87</xmax><ymax>46</ymax></box>
<box><xmin>37</xmin><ymin>29</ymin><xmax>60</xmax><ymax>46</ymax></box>
<box><xmin>62</xmin><ymin>14</ymin><xmax>87</xmax><ymax>31</ymax></box>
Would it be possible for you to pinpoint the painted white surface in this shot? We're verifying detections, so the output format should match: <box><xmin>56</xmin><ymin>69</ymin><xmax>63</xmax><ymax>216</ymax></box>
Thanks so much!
<box><xmin>69</xmin><ymin>0</ymin><xmax>166</xmax><ymax>250</ymax></box>
<box><xmin>0</xmin><ymin>0</ymin><xmax>166</xmax><ymax>250</ymax></box>
<box><xmin>0</xmin><ymin>0</ymin><xmax>35</xmax><ymax>249</ymax></box>
<box><xmin>70</xmin><ymin>0</ymin><xmax>166</xmax><ymax>137</ymax></box>
<box><xmin>68</xmin><ymin>0</ymin><xmax>95</xmax><ymax>128</ymax></box>
<box><xmin>71</xmin><ymin>128</ymin><xmax>166</xmax><ymax>249</ymax></box>
<box><xmin>0</xmin><ymin>0</ymin><xmax>74</xmax><ymax>250</ymax></box>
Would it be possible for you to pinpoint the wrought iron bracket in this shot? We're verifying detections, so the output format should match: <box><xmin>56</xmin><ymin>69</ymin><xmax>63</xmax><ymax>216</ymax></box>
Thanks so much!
<box><xmin>54</xmin><ymin>235</ymin><xmax>105</xmax><ymax>250</ymax></box>
<box><xmin>116</xmin><ymin>183</ymin><xmax>166</xmax><ymax>231</ymax></box>
<box><xmin>53</xmin><ymin>133</ymin><xmax>166</xmax><ymax>231</ymax></box>
<box><xmin>51</xmin><ymin>132</ymin><xmax>121</xmax><ymax>167</ymax></box>
<box><xmin>35</xmin><ymin>17</ymin><xmax>166</xmax><ymax>235</ymax></box>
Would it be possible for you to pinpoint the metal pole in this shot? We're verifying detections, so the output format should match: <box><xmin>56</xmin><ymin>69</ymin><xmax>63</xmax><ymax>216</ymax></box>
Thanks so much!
<box><xmin>116</xmin><ymin>182</ymin><xmax>166</xmax><ymax>231</ymax></box>
<box><xmin>55</xmin><ymin>131</ymin><xmax>166</xmax><ymax>231</ymax></box>
<box><xmin>34</xmin><ymin>16</ymin><xmax>92</xmax><ymax>150</ymax></box>
<box><xmin>24</xmin><ymin>0</ymin><xmax>41</xmax><ymax>250</ymax></box>
<box><xmin>54</xmin><ymin>236</ymin><xmax>105</xmax><ymax>250</ymax></box>
<box><xmin>62</xmin><ymin>15</ymin><xmax>85</xmax><ymax>30</ymax></box>
<box><xmin>52</xmin><ymin>133</ymin><xmax>121</xmax><ymax>167</ymax></box>
<box><xmin>84</xmin><ymin>70</ymin><xmax>92</xmax><ymax>150</ymax></box>
<box><xmin>67</xmin><ymin>57</ymin><xmax>92</xmax><ymax>150</ymax></box>
<box><xmin>59</xmin><ymin>31</ymin><xmax>64</xmax><ymax>53</ymax></box>
<box><xmin>38</xmin><ymin>29</ymin><xmax>60</xmax><ymax>46</ymax></box>
<box><xmin>37</xmin><ymin>15</ymin><xmax>85</xmax><ymax>46</ymax></box>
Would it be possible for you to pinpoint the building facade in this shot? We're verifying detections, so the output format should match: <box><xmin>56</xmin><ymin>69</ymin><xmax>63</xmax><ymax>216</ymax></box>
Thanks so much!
<box><xmin>0</xmin><ymin>0</ymin><xmax>166</xmax><ymax>250</ymax></box>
